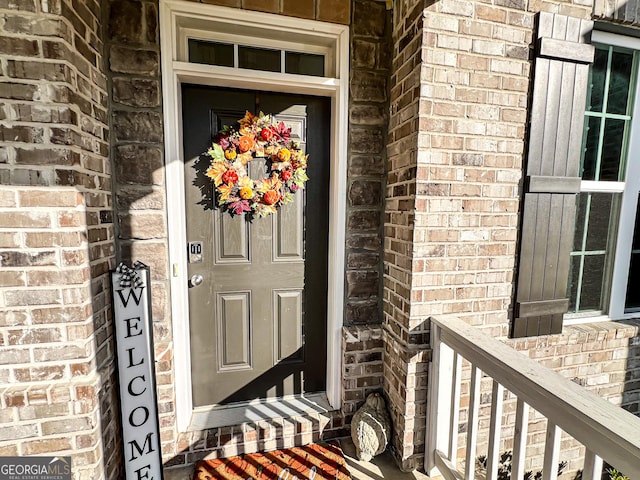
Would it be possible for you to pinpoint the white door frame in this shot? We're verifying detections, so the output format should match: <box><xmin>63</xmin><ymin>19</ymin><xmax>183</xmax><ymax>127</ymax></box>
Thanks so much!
<box><xmin>159</xmin><ymin>0</ymin><xmax>349</xmax><ymax>432</ymax></box>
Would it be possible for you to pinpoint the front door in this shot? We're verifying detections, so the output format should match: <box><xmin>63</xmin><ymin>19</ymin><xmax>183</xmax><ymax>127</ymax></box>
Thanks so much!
<box><xmin>182</xmin><ymin>85</ymin><xmax>330</xmax><ymax>407</ymax></box>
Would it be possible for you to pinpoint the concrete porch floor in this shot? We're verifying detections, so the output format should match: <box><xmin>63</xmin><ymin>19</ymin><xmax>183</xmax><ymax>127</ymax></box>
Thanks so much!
<box><xmin>340</xmin><ymin>438</ymin><xmax>432</xmax><ymax>480</ymax></box>
<box><xmin>164</xmin><ymin>437</ymin><xmax>432</xmax><ymax>480</ymax></box>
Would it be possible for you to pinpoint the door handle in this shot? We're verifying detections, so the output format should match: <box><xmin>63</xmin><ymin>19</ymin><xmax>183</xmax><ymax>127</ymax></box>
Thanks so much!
<box><xmin>189</xmin><ymin>274</ymin><xmax>204</xmax><ymax>287</ymax></box>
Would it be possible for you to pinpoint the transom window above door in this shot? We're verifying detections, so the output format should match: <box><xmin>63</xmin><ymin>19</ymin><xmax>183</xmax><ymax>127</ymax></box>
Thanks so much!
<box><xmin>188</xmin><ymin>39</ymin><xmax>326</xmax><ymax>77</ymax></box>
<box><xmin>567</xmin><ymin>31</ymin><xmax>640</xmax><ymax>321</ymax></box>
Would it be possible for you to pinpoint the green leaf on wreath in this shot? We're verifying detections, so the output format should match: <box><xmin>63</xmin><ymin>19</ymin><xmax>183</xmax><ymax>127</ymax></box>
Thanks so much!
<box><xmin>207</xmin><ymin>144</ymin><xmax>225</xmax><ymax>163</ymax></box>
<box><xmin>281</xmin><ymin>192</ymin><xmax>294</xmax><ymax>204</ymax></box>
<box><xmin>293</xmin><ymin>168</ymin><xmax>309</xmax><ymax>186</ymax></box>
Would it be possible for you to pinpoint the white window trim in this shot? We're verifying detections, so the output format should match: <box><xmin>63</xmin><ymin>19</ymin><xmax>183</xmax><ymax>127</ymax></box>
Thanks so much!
<box><xmin>159</xmin><ymin>0</ymin><xmax>349</xmax><ymax>432</ymax></box>
<box><xmin>565</xmin><ymin>30</ymin><xmax>640</xmax><ymax>325</ymax></box>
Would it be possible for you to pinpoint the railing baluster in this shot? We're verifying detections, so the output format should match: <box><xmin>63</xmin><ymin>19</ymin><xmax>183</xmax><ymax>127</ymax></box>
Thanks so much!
<box><xmin>426</xmin><ymin>322</ymin><xmax>456</xmax><ymax>477</ymax></box>
<box><xmin>582</xmin><ymin>449</ymin><xmax>603</xmax><ymax>480</ymax></box>
<box><xmin>542</xmin><ymin>422</ymin><xmax>561</xmax><ymax>480</ymax></box>
<box><xmin>449</xmin><ymin>352</ymin><xmax>462</xmax><ymax>465</ymax></box>
<box><xmin>486</xmin><ymin>380</ymin><xmax>504</xmax><ymax>480</ymax></box>
<box><xmin>512</xmin><ymin>398</ymin><xmax>530</xmax><ymax>480</ymax></box>
<box><xmin>464</xmin><ymin>365</ymin><xmax>481</xmax><ymax>480</ymax></box>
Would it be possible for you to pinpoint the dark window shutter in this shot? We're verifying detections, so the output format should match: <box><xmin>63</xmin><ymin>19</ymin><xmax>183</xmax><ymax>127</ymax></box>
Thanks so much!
<box><xmin>512</xmin><ymin>12</ymin><xmax>595</xmax><ymax>338</ymax></box>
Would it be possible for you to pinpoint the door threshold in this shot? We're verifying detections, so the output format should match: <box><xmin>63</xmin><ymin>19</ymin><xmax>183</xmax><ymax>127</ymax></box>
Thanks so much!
<box><xmin>188</xmin><ymin>392</ymin><xmax>333</xmax><ymax>431</ymax></box>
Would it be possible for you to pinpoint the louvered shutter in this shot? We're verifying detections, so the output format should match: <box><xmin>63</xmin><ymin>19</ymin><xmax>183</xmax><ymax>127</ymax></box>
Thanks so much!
<box><xmin>512</xmin><ymin>12</ymin><xmax>595</xmax><ymax>338</ymax></box>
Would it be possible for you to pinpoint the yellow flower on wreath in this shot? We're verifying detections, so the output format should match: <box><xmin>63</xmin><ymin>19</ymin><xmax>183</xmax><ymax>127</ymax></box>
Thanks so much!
<box><xmin>239</xmin><ymin>186</ymin><xmax>254</xmax><ymax>199</ymax></box>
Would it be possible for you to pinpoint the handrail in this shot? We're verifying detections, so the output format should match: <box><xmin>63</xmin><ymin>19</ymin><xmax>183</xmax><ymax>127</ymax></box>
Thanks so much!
<box><xmin>425</xmin><ymin>315</ymin><xmax>640</xmax><ymax>479</ymax></box>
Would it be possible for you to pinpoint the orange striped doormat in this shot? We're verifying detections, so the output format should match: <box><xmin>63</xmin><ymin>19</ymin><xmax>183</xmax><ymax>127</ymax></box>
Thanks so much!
<box><xmin>193</xmin><ymin>442</ymin><xmax>352</xmax><ymax>480</ymax></box>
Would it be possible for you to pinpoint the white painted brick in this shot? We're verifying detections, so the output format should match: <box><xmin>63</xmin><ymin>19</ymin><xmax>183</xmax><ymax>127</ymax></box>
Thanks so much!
<box><xmin>586</xmin><ymin>374</ymin><xmax>611</xmax><ymax>386</ymax></box>
<box><xmin>491</xmin><ymin>58</ymin><xmax>525</xmax><ymax>75</ymax></box>
<box><xmin>426</xmin><ymin>14</ymin><xmax>459</xmax><ymax>32</ymax></box>
<box><xmin>454</xmin><ymin>120</ymin><xmax>487</xmax><ymax>135</ymax></box>
<box><xmin>472</xmin><ymin>39</ymin><xmax>505</xmax><ymax>56</ymax></box>
<box><xmin>437</xmin><ymin>33</ymin><xmax>473</xmax><ymax>51</ymax></box>
<box><xmin>439</xmin><ymin>0</ymin><xmax>474</xmax><ymax>17</ymax></box>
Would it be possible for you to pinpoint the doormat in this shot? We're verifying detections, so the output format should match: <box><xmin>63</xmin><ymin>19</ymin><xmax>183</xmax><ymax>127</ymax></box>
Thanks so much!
<box><xmin>193</xmin><ymin>441</ymin><xmax>352</xmax><ymax>480</ymax></box>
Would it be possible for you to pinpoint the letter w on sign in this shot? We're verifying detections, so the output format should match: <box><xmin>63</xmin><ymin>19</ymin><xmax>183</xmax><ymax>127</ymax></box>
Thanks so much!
<box><xmin>111</xmin><ymin>264</ymin><xmax>164</xmax><ymax>480</ymax></box>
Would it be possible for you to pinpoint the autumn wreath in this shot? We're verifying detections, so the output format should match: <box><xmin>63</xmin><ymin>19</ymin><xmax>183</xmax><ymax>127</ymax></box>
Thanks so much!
<box><xmin>203</xmin><ymin>111</ymin><xmax>309</xmax><ymax>219</ymax></box>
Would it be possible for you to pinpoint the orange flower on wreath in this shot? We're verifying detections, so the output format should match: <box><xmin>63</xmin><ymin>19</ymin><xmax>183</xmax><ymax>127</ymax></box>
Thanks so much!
<box><xmin>238</xmin><ymin>135</ymin><xmax>255</xmax><ymax>153</ymax></box>
<box><xmin>263</xmin><ymin>189</ymin><xmax>280</xmax><ymax>205</ymax></box>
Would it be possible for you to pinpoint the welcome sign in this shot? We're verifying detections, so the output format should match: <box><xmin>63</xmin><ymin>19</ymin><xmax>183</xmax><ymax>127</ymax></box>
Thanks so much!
<box><xmin>111</xmin><ymin>263</ymin><xmax>163</xmax><ymax>480</ymax></box>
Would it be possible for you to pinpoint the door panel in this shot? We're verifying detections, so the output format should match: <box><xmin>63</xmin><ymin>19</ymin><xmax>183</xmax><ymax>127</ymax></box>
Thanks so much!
<box><xmin>273</xmin><ymin>197</ymin><xmax>304</xmax><ymax>260</ymax></box>
<box><xmin>215</xmin><ymin>214</ymin><xmax>250</xmax><ymax>263</ymax></box>
<box><xmin>273</xmin><ymin>290</ymin><xmax>303</xmax><ymax>364</ymax></box>
<box><xmin>182</xmin><ymin>85</ymin><xmax>330</xmax><ymax>407</ymax></box>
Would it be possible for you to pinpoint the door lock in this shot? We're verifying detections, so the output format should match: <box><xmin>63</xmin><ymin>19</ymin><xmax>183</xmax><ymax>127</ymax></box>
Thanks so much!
<box><xmin>188</xmin><ymin>241</ymin><xmax>203</xmax><ymax>263</ymax></box>
<box><xmin>189</xmin><ymin>274</ymin><xmax>204</xmax><ymax>287</ymax></box>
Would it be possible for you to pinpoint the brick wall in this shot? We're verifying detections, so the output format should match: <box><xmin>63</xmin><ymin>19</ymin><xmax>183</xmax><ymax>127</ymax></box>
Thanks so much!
<box><xmin>342</xmin><ymin>325</ymin><xmax>385</xmax><ymax>418</ymax></box>
<box><xmin>0</xmin><ymin>0</ymin><xmax>118</xmax><ymax>478</ymax></box>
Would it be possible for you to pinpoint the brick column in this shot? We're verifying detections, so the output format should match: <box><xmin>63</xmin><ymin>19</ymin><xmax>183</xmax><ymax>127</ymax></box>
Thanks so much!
<box><xmin>345</xmin><ymin>0</ymin><xmax>390</xmax><ymax>325</ymax></box>
<box><xmin>104</xmin><ymin>0</ymin><xmax>176</xmax><ymax>463</ymax></box>
<box><xmin>382</xmin><ymin>0</ymin><xmax>430</xmax><ymax>471</ymax></box>
<box><xmin>0</xmin><ymin>0</ymin><xmax>119</xmax><ymax>477</ymax></box>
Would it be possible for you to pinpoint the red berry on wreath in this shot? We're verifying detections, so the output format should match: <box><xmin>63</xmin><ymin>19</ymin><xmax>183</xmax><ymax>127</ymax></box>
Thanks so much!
<box><xmin>260</xmin><ymin>128</ymin><xmax>273</xmax><ymax>141</ymax></box>
<box><xmin>263</xmin><ymin>189</ymin><xmax>280</xmax><ymax>205</ymax></box>
<box><xmin>221</xmin><ymin>170</ymin><xmax>238</xmax><ymax>184</ymax></box>
<box><xmin>280</xmin><ymin>170</ymin><xmax>292</xmax><ymax>181</ymax></box>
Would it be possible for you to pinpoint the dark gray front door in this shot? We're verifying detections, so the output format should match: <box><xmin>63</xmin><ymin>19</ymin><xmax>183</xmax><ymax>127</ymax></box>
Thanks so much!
<box><xmin>182</xmin><ymin>85</ymin><xmax>330</xmax><ymax>407</ymax></box>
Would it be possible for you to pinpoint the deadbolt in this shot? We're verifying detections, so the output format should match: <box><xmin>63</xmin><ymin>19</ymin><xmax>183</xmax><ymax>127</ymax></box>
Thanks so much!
<box><xmin>189</xmin><ymin>274</ymin><xmax>204</xmax><ymax>287</ymax></box>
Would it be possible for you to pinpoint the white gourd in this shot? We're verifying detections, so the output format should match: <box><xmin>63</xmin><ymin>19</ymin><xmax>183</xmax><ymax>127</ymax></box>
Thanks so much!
<box><xmin>351</xmin><ymin>392</ymin><xmax>391</xmax><ymax>462</ymax></box>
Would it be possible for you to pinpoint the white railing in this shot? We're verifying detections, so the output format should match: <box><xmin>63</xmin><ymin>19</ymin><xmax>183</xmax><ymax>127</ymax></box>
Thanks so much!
<box><xmin>425</xmin><ymin>315</ymin><xmax>640</xmax><ymax>480</ymax></box>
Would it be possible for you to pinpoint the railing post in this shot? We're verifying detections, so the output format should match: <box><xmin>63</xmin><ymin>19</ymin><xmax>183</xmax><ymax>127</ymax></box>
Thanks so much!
<box><xmin>425</xmin><ymin>319</ymin><xmax>456</xmax><ymax>477</ymax></box>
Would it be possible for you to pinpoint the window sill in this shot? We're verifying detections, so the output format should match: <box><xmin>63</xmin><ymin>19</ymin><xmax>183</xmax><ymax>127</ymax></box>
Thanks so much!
<box><xmin>562</xmin><ymin>317</ymin><xmax>640</xmax><ymax>339</ymax></box>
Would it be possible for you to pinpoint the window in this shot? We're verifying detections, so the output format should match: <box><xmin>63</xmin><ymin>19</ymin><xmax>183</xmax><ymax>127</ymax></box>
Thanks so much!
<box><xmin>567</xmin><ymin>32</ymin><xmax>640</xmax><ymax>320</ymax></box>
<box><xmin>187</xmin><ymin>39</ymin><xmax>327</xmax><ymax>77</ymax></box>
